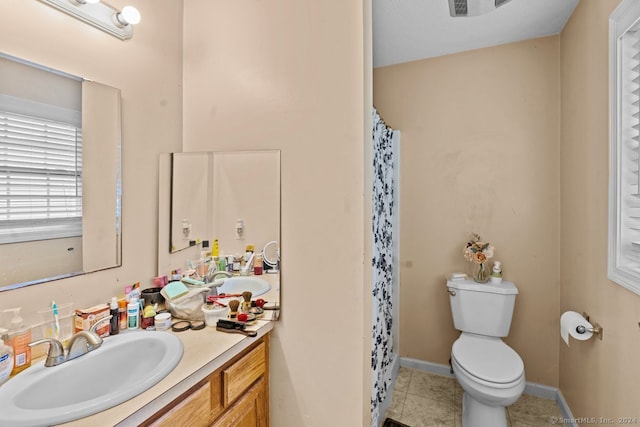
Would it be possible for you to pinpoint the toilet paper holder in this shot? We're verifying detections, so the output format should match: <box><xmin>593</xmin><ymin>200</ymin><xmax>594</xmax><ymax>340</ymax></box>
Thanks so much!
<box><xmin>578</xmin><ymin>312</ymin><xmax>603</xmax><ymax>340</ymax></box>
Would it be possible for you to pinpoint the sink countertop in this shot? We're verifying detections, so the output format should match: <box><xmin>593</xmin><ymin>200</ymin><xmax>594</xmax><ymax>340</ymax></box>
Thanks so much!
<box><xmin>58</xmin><ymin>319</ymin><xmax>274</xmax><ymax>427</ymax></box>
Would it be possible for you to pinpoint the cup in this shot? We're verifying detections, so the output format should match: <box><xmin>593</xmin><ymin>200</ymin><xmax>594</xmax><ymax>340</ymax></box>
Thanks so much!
<box><xmin>141</xmin><ymin>287</ymin><xmax>164</xmax><ymax>307</ymax></box>
<box><xmin>37</xmin><ymin>302</ymin><xmax>74</xmax><ymax>345</ymax></box>
<box><xmin>201</xmin><ymin>303</ymin><xmax>228</xmax><ymax>327</ymax></box>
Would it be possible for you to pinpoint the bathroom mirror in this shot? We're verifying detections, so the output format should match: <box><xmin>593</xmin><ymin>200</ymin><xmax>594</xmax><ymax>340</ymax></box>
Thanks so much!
<box><xmin>169</xmin><ymin>152</ymin><xmax>213</xmax><ymax>253</ymax></box>
<box><xmin>159</xmin><ymin>150</ymin><xmax>280</xmax><ymax>318</ymax></box>
<box><xmin>0</xmin><ymin>53</ymin><xmax>122</xmax><ymax>291</ymax></box>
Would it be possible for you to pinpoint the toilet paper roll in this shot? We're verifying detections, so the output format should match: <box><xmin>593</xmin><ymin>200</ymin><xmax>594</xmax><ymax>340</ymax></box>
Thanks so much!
<box><xmin>560</xmin><ymin>311</ymin><xmax>593</xmax><ymax>346</ymax></box>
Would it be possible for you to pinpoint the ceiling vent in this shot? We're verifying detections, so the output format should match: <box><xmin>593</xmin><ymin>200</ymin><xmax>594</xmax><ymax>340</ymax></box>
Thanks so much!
<box><xmin>448</xmin><ymin>0</ymin><xmax>513</xmax><ymax>17</ymax></box>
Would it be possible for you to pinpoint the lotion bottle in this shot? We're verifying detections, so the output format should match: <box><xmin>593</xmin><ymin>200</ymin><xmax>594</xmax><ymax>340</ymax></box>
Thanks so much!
<box><xmin>3</xmin><ymin>308</ymin><xmax>31</xmax><ymax>375</ymax></box>
<box><xmin>0</xmin><ymin>330</ymin><xmax>13</xmax><ymax>385</ymax></box>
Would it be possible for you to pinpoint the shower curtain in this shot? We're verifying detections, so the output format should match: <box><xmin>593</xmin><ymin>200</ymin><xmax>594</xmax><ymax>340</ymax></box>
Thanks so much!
<box><xmin>371</xmin><ymin>107</ymin><xmax>395</xmax><ymax>426</ymax></box>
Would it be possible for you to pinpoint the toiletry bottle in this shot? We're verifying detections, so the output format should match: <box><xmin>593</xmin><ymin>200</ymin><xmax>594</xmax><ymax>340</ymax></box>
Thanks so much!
<box><xmin>490</xmin><ymin>261</ymin><xmax>503</xmax><ymax>284</ymax></box>
<box><xmin>109</xmin><ymin>297</ymin><xmax>119</xmax><ymax>335</ymax></box>
<box><xmin>3</xmin><ymin>308</ymin><xmax>31</xmax><ymax>375</ymax></box>
<box><xmin>0</xmin><ymin>330</ymin><xmax>14</xmax><ymax>385</ymax></box>
<box><xmin>118</xmin><ymin>299</ymin><xmax>128</xmax><ymax>331</ymax></box>
<box><xmin>127</xmin><ymin>297</ymin><xmax>140</xmax><ymax>330</ymax></box>
<box><xmin>218</xmin><ymin>255</ymin><xmax>226</xmax><ymax>273</ymax></box>
<box><xmin>201</xmin><ymin>240</ymin><xmax>210</xmax><ymax>261</ymax></box>
<box><xmin>254</xmin><ymin>254</ymin><xmax>263</xmax><ymax>275</ymax></box>
<box><xmin>212</xmin><ymin>239</ymin><xmax>219</xmax><ymax>257</ymax></box>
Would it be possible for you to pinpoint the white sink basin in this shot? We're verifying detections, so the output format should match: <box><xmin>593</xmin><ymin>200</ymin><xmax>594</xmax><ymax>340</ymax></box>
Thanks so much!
<box><xmin>217</xmin><ymin>276</ymin><xmax>271</xmax><ymax>297</ymax></box>
<box><xmin>0</xmin><ymin>331</ymin><xmax>183</xmax><ymax>427</ymax></box>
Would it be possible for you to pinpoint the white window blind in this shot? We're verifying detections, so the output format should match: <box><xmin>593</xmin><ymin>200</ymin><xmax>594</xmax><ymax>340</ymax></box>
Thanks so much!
<box><xmin>609</xmin><ymin>0</ymin><xmax>640</xmax><ymax>295</ymax></box>
<box><xmin>0</xmin><ymin>111</ymin><xmax>82</xmax><ymax>243</ymax></box>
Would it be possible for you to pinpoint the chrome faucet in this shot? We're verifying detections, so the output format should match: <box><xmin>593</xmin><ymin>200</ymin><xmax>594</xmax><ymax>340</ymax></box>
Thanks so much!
<box><xmin>28</xmin><ymin>315</ymin><xmax>112</xmax><ymax>367</ymax></box>
<box><xmin>209</xmin><ymin>270</ymin><xmax>233</xmax><ymax>281</ymax></box>
<box><xmin>28</xmin><ymin>338</ymin><xmax>65</xmax><ymax>367</ymax></box>
<box><xmin>206</xmin><ymin>270</ymin><xmax>233</xmax><ymax>297</ymax></box>
<box><xmin>66</xmin><ymin>316</ymin><xmax>110</xmax><ymax>361</ymax></box>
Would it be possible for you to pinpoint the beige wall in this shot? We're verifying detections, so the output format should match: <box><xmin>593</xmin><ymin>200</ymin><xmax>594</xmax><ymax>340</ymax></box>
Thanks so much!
<box><xmin>182</xmin><ymin>1</ymin><xmax>369</xmax><ymax>425</ymax></box>
<box><xmin>374</xmin><ymin>36</ymin><xmax>562</xmax><ymax>387</ymax></box>
<box><xmin>561</xmin><ymin>0</ymin><xmax>640</xmax><ymax>419</ymax></box>
<box><xmin>211</xmin><ymin>151</ymin><xmax>280</xmax><ymax>256</ymax></box>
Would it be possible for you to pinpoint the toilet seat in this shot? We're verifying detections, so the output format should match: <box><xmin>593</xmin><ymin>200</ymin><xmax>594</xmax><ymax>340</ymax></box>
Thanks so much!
<box><xmin>452</xmin><ymin>334</ymin><xmax>524</xmax><ymax>387</ymax></box>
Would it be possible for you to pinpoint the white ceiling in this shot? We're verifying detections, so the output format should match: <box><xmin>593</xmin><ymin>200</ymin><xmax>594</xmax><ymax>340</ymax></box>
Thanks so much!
<box><xmin>372</xmin><ymin>0</ymin><xmax>580</xmax><ymax>68</ymax></box>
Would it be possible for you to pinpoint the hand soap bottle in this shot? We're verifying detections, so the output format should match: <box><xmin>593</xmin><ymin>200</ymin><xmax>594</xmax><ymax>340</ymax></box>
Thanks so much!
<box><xmin>490</xmin><ymin>261</ymin><xmax>503</xmax><ymax>284</ymax></box>
<box><xmin>3</xmin><ymin>308</ymin><xmax>31</xmax><ymax>375</ymax></box>
<box><xmin>0</xmin><ymin>329</ymin><xmax>13</xmax><ymax>385</ymax></box>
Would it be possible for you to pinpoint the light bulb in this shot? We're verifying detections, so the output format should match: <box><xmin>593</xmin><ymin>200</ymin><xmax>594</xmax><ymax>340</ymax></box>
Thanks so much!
<box><xmin>120</xmin><ymin>6</ymin><xmax>141</xmax><ymax>25</ymax></box>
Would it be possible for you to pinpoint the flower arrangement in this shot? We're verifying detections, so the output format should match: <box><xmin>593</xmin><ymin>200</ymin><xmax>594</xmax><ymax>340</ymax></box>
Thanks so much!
<box><xmin>464</xmin><ymin>233</ymin><xmax>494</xmax><ymax>264</ymax></box>
<box><xmin>463</xmin><ymin>233</ymin><xmax>494</xmax><ymax>283</ymax></box>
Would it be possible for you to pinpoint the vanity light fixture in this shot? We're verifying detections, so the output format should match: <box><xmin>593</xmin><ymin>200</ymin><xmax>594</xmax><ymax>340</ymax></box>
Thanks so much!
<box><xmin>37</xmin><ymin>0</ymin><xmax>141</xmax><ymax>40</ymax></box>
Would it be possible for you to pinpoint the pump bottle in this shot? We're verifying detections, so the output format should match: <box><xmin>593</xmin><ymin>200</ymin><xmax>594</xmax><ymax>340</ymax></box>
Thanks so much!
<box><xmin>3</xmin><ymin>308</ymin><xmax>31</xmax><ymax>375</ymax></box>
<box><xmin>0</xmin><ymin>330</ymin><xmax>13</xmax><ymax>385</ymax></box>
<box><xmin>490</xmin><ymin>261</ymin><xmax>503</xmax><ymax>284</ymax></box>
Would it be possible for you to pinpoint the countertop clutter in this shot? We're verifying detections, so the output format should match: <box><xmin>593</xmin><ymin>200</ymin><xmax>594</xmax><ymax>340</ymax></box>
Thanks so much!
<box><xmin>59</xmin><ymin>320</ymin><xmax>273</xmax><ymax>426</ymax></box>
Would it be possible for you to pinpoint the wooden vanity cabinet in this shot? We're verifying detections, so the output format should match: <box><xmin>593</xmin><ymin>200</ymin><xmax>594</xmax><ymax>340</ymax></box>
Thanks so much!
<box><xmin>143</xmin><ymin>335</ymin><xmax>269</xmax><ymax>427</ymax></box>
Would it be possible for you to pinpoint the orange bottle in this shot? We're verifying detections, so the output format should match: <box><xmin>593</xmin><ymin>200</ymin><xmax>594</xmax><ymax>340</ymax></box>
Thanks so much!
<box><xmin>3</xmin><ymin>308</ymin><xmax>31</xmax><ymax>375</ymax></box>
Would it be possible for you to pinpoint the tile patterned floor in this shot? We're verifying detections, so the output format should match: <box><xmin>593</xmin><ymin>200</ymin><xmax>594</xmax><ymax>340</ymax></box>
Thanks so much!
<box><xmin>384</xmin><ymin>367</ymin><xmax>566</xmax><ymax>427</ymax></box>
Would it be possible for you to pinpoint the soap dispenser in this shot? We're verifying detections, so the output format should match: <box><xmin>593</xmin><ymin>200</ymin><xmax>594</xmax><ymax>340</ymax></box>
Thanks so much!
<box><xmin>3</xmin><ymin>308</ymin><xmax>31</xmax><ymax>375</ymax></box>
<box><xmin>0</xmin><ymin>329</ymin><xmax>13</xmax><ymax>385</ymax></box>
<box><xmin>490</xmin><ymin>261</ymin><xmax>503</xmax><ymax>284</ymax></box>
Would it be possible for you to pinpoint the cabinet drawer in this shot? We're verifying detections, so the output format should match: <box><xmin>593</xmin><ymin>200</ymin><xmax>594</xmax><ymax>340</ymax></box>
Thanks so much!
<box><xmin>223</xmin><ymin>341</ymin><xmax>266</xmax><ymax>406</ymax></box>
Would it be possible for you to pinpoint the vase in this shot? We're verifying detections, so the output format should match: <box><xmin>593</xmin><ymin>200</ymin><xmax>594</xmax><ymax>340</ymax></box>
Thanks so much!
<box><xmin>473</xmin><ymin>262</ymin><xmax>489</xmax><ymax>283</ymax></box>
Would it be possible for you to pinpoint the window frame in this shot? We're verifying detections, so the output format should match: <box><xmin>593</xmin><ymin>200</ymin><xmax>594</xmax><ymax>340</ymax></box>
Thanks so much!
<box><xmin>609</xmin><ymin>0</ymin><xmax>640</xmax><ymax>296</ymax></box>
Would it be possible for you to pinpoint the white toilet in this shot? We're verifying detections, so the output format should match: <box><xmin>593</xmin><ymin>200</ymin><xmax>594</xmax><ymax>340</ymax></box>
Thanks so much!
<box><xmin>447</xmin><ymin>278</ymin><xmax>525</xmax><ymax>427</ymax></box>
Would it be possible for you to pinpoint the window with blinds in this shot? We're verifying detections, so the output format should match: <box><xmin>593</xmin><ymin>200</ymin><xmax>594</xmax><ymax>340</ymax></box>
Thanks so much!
<box><xmin>609</xmin><ymin>0</ymin><xmax>640</xmax><ymax>295</ymax></box>
<box><xmin>0</xmin><ymin>111</ymin><xmax>82</xmax><ymax>244</ymax></box>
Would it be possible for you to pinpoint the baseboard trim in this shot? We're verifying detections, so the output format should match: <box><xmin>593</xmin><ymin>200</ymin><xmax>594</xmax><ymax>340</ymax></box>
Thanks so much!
<box><xmin>399</xmin><ymin>357</ymin><xmax>576</xmax><ymax>427</ymax></box>
<box><xmin>400</xmin><ymin>357</ymin><xmax>455</xmax><ymax>378</ymax></box>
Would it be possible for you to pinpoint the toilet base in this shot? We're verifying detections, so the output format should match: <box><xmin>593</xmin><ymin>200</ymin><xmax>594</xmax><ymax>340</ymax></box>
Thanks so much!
<box><xmin>462</xmin><ymin>392</ymin><xmax>508</xmax><ymax>427</ymax></box>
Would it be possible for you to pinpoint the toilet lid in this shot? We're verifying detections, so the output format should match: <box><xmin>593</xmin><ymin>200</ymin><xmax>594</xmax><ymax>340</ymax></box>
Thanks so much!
<box><xmin>452</xmin><ymin>335</ymin><xmax>524</xmax><ymax>384</ymax></box>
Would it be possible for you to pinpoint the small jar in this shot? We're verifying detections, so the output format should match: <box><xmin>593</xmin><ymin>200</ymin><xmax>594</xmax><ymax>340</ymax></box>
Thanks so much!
<box><xmin>154</xmin><ymin>312</ymin><xmax>172</xmax><ymax>331</ymax></box>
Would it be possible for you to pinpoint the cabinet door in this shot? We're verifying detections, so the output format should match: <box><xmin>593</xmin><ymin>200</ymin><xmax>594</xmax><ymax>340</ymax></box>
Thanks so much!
<box><xmin>223</xmin><ymin>341</ymin><xmax>266</xmax><ymax>406</ymax></box>
<box><xmin>212</xmin><ymin>377</ymin><xmax>267</xmax><ymax>427</ymax></box>
<box><xmin>148</xmin><ymin>381</ymin><xmax>211</xmax><ymax>427</ymax></box>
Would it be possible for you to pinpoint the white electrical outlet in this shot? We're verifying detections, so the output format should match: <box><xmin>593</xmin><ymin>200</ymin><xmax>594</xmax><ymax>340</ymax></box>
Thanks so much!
<box><xmin>235</xmin><ymin>219</ymin><xmax>245</xmax><ymax>240</ymax></box>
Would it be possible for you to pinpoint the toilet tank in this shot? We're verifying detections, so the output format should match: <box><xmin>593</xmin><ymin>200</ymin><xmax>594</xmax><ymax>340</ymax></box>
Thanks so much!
<box><xmin>447</xmin><ymin>279</ymin><xmax>518</xmax><ymax>337</ymax></box>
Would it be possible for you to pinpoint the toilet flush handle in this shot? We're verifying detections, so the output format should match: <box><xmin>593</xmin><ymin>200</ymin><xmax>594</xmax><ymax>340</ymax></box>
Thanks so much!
<box><xmin>447</xmin><ymin>289</ymin><xmax>456</xmax><ymax>296</ymax></box>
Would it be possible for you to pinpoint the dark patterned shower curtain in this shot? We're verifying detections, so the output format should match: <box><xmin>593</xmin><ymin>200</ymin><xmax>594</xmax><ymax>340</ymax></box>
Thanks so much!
<box><xmin>371</xmin><ymin>107</ymin><xmax>395</xmax><ymax>426</ymax></box>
